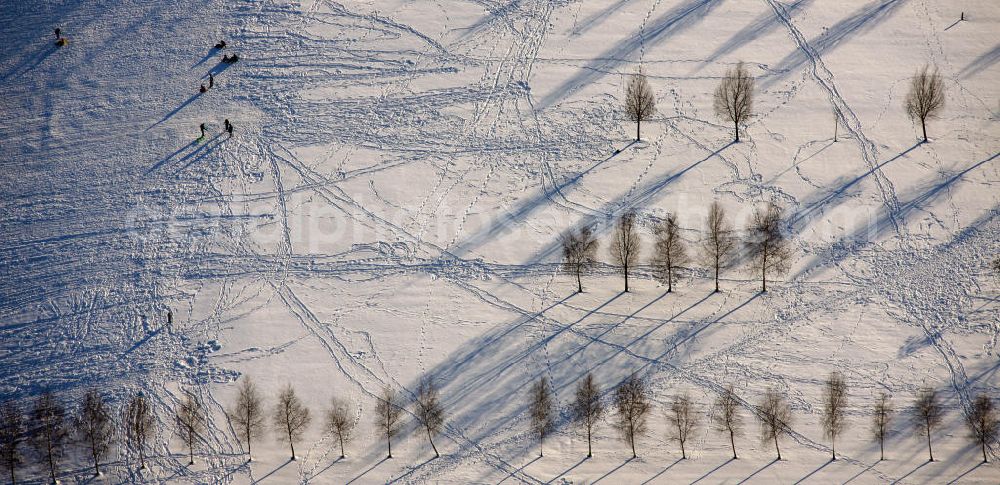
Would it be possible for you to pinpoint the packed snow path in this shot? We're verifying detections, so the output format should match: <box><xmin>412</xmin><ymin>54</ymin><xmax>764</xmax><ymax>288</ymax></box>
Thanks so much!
<box><xmin>1</xmin><ymin>0</ymin><xmax>998</xmax><ymax>483</ymax></box>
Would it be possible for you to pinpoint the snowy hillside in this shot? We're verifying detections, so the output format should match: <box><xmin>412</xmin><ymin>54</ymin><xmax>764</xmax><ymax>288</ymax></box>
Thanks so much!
<box><xmin>1</xmin><ymin>0</ymin><xmax>999</xmax><ymax>483</ymax></box>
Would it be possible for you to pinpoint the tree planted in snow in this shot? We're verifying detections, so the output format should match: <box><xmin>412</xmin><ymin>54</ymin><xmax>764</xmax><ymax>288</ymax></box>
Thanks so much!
<box><xmin>1</xmin><ymin>402</ymin><xmax>24</xmax><ymax>484</ymax></box>
<box><xmin>229</xmin><ymin>376</ymin><xmax>266</xmax><ymax>462</ymax></box>
<box><xmin>913</xmin><ymin>387</ymin><xmax>943</xmax><ymax>462</ymax></box>
<box><xmin>965</xmin><ymin>393</ymin><xmax>998</xmax><ymax>463</ymax></box>
<box><xmin>415</xmin><ymin>377</ymin><xmax>445</xmax><ymax>458</ymax></box>
<box><xmin>757</xmin><ymin>387</ymin><xmax>792</xmax><ymax>460</ymax></box>
<box><xmin>529</xmin><ymin>377</ymin><xmax>555</xmax><ymax>457</ymax></box>
<box><xmin>871</xmin><ymin>392</ymin><xmax>893</xmax><ymax>461</ymax></box>
<box><xmin>821</xmin><ymin>372</ymin><xmax>848</xmax><ymax>460</ymax></box>
<box><xmin>625</xmin><ymin>71</ymin><xmax>656</xmax><ymax>141</ymax></box>
<box><xmin>703</xmin><ymin>201</ymin><xmax>735</xmax><ymax>293</ymax></box>
<box><xmin>176</xmin><ymin>393</ymin><xmax>205</xmax><ymax>465</ymax></box>
<box><xmin>31</xmin><ymin>392</ymin><xmax>68</xmax><ymax>484</ymax></box>
<box><xmin>561</xmin><ymin>225</ymin><xmax>599</xmax><ymax>293</ymax></box>
<box><xmin>77</xmin><ymin>389</ymin><xmax>114</xmax><ymax>476</ymax></box>
<box><xmin>614</xmin><ymin>373</ymin><xmax>651</xmax><ymax>458</ymax></box>
<box><xmin>905</xmin><ymin>64</ymin><xmax>944</xmax><ymax>143</ymax></box>
<box><xmin>325</xmin><ymin>398</ymin><xmax>355</xmax><ymax>458</ymax></box>
<box><xmin>610</xmin><ymin>210</ymin><xmax>641</xmax><ymax>292</ymax></box>
<box><xmin>714</xmin><ymin>384</ymin><xmax>743</xmax><ymax>459</ymax></box>
<box><xmin>745</xmin><ymin>203</ymin><xmax>791</xmax><ymax>292</ymax></box>
<box><xmin>668</xmin><ymin>393</ymin><xmax>698</xmax><ymax>459</ymax></box>
<box><xmin>571</xmin><ymin>373</ymin><xmax>605</xmax><ymax>458</ymax></box>
<box><xmin>652</xmin><ymin>213</ymin><xmax>688</xmax><ymax>292</ymax></box>
<box><xmin>375</xmin><ymin>387</ymin><xmax>402</xmax><ymax>459</ymax></box>
<box><xmin>274</xmin><ymin>385</ymin><xmax>311</xmax><ymax>460</ymax></box>
<box><xmin>124</xmin><ymin>393</ymin><xmax>154</xmax><ymax>470</ymax></box>
<box><xmin>714</xmin><ymin>62</ymin><xmax>754</xmax><ymax>142</ymax></box>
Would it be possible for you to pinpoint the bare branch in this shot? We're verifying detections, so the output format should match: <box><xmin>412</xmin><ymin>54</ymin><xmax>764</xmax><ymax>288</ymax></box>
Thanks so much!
<box><xmin>652</xmin><ymin>213</ymin><xmax>689</xmax><ymax>292</ymax></box>
<box><xmin>610</xmin><ymin>210</ymin><xmax>642</xmax><ymax>292</ymax></box>
<box><xmin>714</xmin><ymin>62</ymin><xmax>754</xmax><ymax>142</ymax></box>
<box><xmin>905</xmin><ymin>65</ymin><xmax>944</xmax><ymax>142</ymax></box>
<box><xmin>625</xmin><ymin>71</ymin><xmax>656</xmax><ymax>141</ymax></box>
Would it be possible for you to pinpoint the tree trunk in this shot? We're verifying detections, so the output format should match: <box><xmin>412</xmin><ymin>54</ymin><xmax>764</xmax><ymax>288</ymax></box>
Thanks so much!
<box><xmin>387</xmin><ymin>431</ymin><xmax>392</xmax><ymax>459</ymax></box>
<box><xmin>189</xmin><ymin>429</ymin><xmax>195</xmax><ymax>464</ymax></box>
<box><xmin>427</xmin><ymin>428</ymin><xmax>439</xmax><ymax>458</ymax></box>
<box><xmin>879</xmin><ymin>438</ymin><xmax>884</xmax><ymax>461</ymax></box>
<box><xmin>735</xmin><ymin>122</ymin><xmax>740</xmax><ymax>143</ymax></box>
<box><xmin>576</xmin><ymin>267</ymin><xmax>583</xmax><ymax>293</ymax></box>
<box><xmin>774</xmin><ymin>435</ymin><xmax>781</xmax><ymax>460</ymax></box>
<box><xmin>636</xmin><ymin>120</ymin><xmax>641</xmax><ymax>141</ymax></box>
<box><xmin>247</xmin><ymin>428</ymin><xmax>252</xmax><ymax>462</ymax></box>
<box><xmin>982</xmin><ymin>441</ymin><xmax>987</xmax><ymax>463</ymax></box>
<box><xmin>680</xmin><ymin>440</ymin><xmax>686</xmax><ymax>459</ymax></box>
<box><xmin>624</xmin><ymin>265</ymin><xmax>629</xmax><ymax>292</ymax></box>
<box><xmin>587</xmin><ymin>425</ymin><xmax>592</xmax><ymax>458</ymax></box>
<box><xmin>730</xmin><ymin>428</ymin><xmax>737</xmax><ymax>459</ymax></box>
<box><xmin>629</xmin><ymin>422</ymin><xmax>637</xmax><ymax>458</ymax></box>
<box><xmin>761</xmin><ymin>250</ymin><xmax>767</xmax><ymax>292</ymax></box>
<box><xmin>921</xmin><ymin>118</ymin><xmax>927</xmax><ymax>143</ymax></box>
<box><xmin>539</xmin><ymin>432</ymin><xmax>544</xmax><ymax>457</ymax></box>
<box><xmin>93</xmin><ymin>444</ymin><xmax>101</xmax><ymax>476</ymax></box>
<box><xmin>47</xmin><ymin>437</ymin><xmax>56</xmax><ymax>484</ymax></box>
<box><xmin>714</xmin><ymin>259</ymin><xmax>720</xmax><ymax>293</ymax></box>
<box><xmin>926</xmin><ymin>427</ymin><xmax>933</xmax><ymax>461</ymax></box>
<box><xmin>340</xmin><ymin>434</ymin><xmax>345</xmax><ymax>458</ymax></box>
<box><xmin>831</xmin><ymin>437</ymin><xmax>836</xmax><ymax>460</ymax></box>
<box><xmin>667</xmin><ymin>266</ymin><xmax>673</xmax><ymax>292</ymax></box>
<box><xmin>290</xmin><ymin>431</ymin><xmax>297</xmax><ymax>460</ymax></box>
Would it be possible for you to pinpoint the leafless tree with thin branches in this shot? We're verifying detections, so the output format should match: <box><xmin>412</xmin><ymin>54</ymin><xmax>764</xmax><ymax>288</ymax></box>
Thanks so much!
<box><xmin>31</xmin><ymin>392</ymin><xmax>68</xmax><ymax>484</ymax></box>
<box><xmin>714</xmin><ymin>61</ymin><xmax>754</xmax><ymax>142</ymax></box>
<box><xmin>274</xmin><ymin>385</ymin><xmax>311</xmax><ymax>460</ymax></box>
<box><xmin>625</xmin><ymin>71</ymin><xmax>656</xmax><ymax>141</ymax></box>
<box><xmin>124</xmin><ymin>393</ymin><xmax>154</xmax><ymax>470</ymax></box>
<box><xmin>905</xmin><ymin>64</ymin><xmax>944</xmax><ymax>143</ymax></box>
<box><xmin>529</xmin><ymin>377</ymin><xmax>555</xmax><ymax>457</ymax></box>
<box><xmin>965</xmin><ymin>393</ymin><xmax>998</xmax><ymax>463</ymax></box>
<box><xmin>375</xmin><ymin>387</ymin><xmax>403</xmax><ymax>459</ymax></box>
<box><xmin>757</xmin><ymin>387</ymin><xmax>792</xmax><ymax>460</ymax></box>
<box><xmin>871</xmin><ymin>392</ymin><xmax>893</xmax><ymax>461</ymax></box>
<box><xmin>229</xmin><ymin>376</ymin><xmax>266</xmax><ymax>462</ymax></box>
<box><xmin>415</xmin><ymin>377</ymin><xmax>445</xmax><ymax>458</ymax></box>
<box><xmin>1</xmin><ymin>402</ymin><xmax>24</xmax><ymax>484</ymax></box>
<box><xmin>703</xmin><ymin>201</ymin><xmax>735</xmax><ymax>293</ymax></box>
<box><xmin>610</xmin><ymin>210</ymin><xmax>641</xmax><ymax>292</ymax></box>
<box><xmin>913</xmin><ymin>387</ymin><xmax>943</xmax><ymax>462</ymax></box>
<box><xmin>745</xmin><ymin>203</ymin><xmax>791</xmax><ymax>292</ymax></box>
<box><xmin>325</xmin><ymin>398</ymin><xmax>355</xmax><ymax>459</ymax></box>
<box><xmin>614</xmin><ymin>373</ymin><xmax>651</xmax><ymax>458</ymax></box>
<box><xmin>821</xmin><ymin>372</ymin><xmax>848</xmax><ymax>460</ymax></box>
<box><xmin>561</xmin><ymin>225</ymin><xmax>599</xmax><ymax>293</ymax></box>
<box><xmin>714</xmin><ymin>384</ymin><xmax>743</xmax><ymax>459</ymax></box>
<box><xmin>652</xmin><ymin>213</ymin><xmax>688</xmax><ymax>292</ymax></box>
<box><xmin>668</xmin><ymin>393</ymin><xmax>698</xmax><ymax>459</ymax></box>
<box><xmin>176</xmin><ymin>393</ymin><xmax>205</xmax><ymax>465</ymax></box>
<box><xmin>571</xmin><ymin>373</ymin><xmax>605</xmax><ymax>458</ymax></box>
<box><xmin>76</xmin><ymin>389</ymin><xmax>114</xmax><ymax>476</ymax></box>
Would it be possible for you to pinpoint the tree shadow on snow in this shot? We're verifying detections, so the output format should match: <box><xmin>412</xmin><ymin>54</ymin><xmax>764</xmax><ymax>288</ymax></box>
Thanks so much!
<box><xmin>548</xmin><ymin>456</ymin><xmax>588</xmax><ymax>484</ymax></box>
<box><xmin>737</xmin><ymin>458</ymin><xmax>779</xmax><ymax>484</ymax></box>
<box><xmin>253</xmin><ymin>458</ymin><xmax>292</xmax><ymax>483</ymax></box>
<box><xmin>639</xmin><ymin>457</ymin><xmax>682</xmax><ymax>484</ymax></box>
<box><xmin>345</xmin><ymin>456</ymin><xmax>389</xmax><ymax>485</ymax></box>
<box><xmin>496</xmin><ymin>456</ymin><xmax>540</xmax><ymax>485</ymax></box>
<box><xmin>592</xmin><ymin>457</ymin><xmax>635</xmax><ymax>484</ymax></box>
<box><xmin>690</xmin><ymin>457</ymin><xmax>736</xmax><ymax>484</ymax></box>
<box><xmin>793</xmin><ymin>457</ymin><xmax>833</xmax><ymax>484</ymax></box>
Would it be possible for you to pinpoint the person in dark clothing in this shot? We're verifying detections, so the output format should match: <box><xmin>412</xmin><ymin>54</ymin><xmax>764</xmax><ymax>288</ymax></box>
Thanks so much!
<box><xmin>54</xmin><ymin>28</ymin><xmax>61</xmax><ymax>39</ymax></box>
<box><xmin>167</xmin><ymin>310</ymin><xmax>173</xmax><ymax>325</ymax></box>
<box><xmin>200</xmin><ymin>84</ymin><xmax>207</xmax><ymax>93</ymax></box>
<box><xmin>209</xmin><ymin>73</ymin><xmax>214</xmax><ymax>88</ymax></box>
<box><xmin>224</xmin><ymin>119</ymin><xmax>233</xmax><ymax>137</ymax></box>
<box><xmin>199</xmin><ymin>123</ymin><xmax>206</xmax><ymax>139</ymax></box>
<box><xmin>215</xmin><ymin>40</ymin><xmax>226</xmax><ymax>49</ymax></box>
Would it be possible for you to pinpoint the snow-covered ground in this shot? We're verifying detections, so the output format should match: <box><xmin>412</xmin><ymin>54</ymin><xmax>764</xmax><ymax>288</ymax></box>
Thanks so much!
<box><xmin>2</xmin><ymin>0</ymin><xmax>999</xmax><ymax>483</ymax></box>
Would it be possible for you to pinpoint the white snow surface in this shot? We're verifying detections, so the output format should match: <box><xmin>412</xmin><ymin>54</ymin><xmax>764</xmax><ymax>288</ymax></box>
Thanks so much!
<box><xmin>1</xmin><ymin>0</ymin><xmax>999</xmax><ymax>483</ymax></box>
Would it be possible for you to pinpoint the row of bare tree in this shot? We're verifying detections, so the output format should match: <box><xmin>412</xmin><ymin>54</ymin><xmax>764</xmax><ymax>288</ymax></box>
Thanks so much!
<box><xmin>626</xmin><ymin>62</ymin><xmax>944</xmax><ymax>143</ymax></box>
<box><xmin>563</xmin><ymin>202</ymin><xmax>791</xmax><ymax>294</ymax></box>
<box><xmin>530</xmin><ymin>372</ymin><xmax>997</xmax><ymax>464</ymax></box>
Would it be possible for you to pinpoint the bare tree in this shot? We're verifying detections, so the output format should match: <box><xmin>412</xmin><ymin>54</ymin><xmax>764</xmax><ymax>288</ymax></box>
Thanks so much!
<box><xmin>77</xmin><ymin>389</ymin><xmax>114</xmax><ymax>476</ymax></box>
<box><xmin>714</xmin><ymin>61</ymin><xmax>754</xmax><ymax>142</ymax></box>
<box><xmin>31</xmin><ymin>392</ymin><xmax>68</xmax><ymax>484</ymax></box>
<box><xmin>176</xmin><ymin>393</ymin><xmax>205</xmax><ymax>465</ymax></box>
<box><xmin>745</xmin><ymin>203</ymin><xmax>791</xmax><ymax>292</ymax></box>
<box><xmin>703</xmin><ymin>201</ymin><xmax>735</xmax><ymax>293</ymax></box>
<box><xmin>610</xmin><ymin>210</ymin><xmax>641</xmax><ymax>292</ymax></box>
<box><xmin>614</xmin><ymin>373</ymin><xmax>651</xmax><ymax>458</ymax></box>
<box><xmin>913</xmin><ymin>387</ymin><xmax>943</xmax><ymax>462</ymax></box>
<box><xmin>668</xmin><ymin>393</ymin><xmax>698</xmax><ymax>459</ymax></box>
<box><xmin>529</xmin><ymin>377</ymin><xmax>555</xmax><ymax>457</ymax></box>
<box><xmin>714</xmin><ymin>384</ymin><xmax>743</xmax><ymax>459</ymax></box>
<box><xmin>325</xmin><ymin>398</ymin><xmax>355</xmax><ymax>458</ymax></box>
<box><xmin>905</xmin><ymin>65</ymin><xmax>944</xmax><ymax>143</ymax></box>
<box><xmin>965</xmin><ymin>393</ymin><xmax>998</xmax><ymax>463</ymax></box>
<box><xmin>821</xmin><ymin>372</ymin><xmax>848</xmax><ymax>460</ymax></box>
<box><xmin>415</xmin><ymin>377</ymin><xmax>445</xmax><ymax>458</ymax></box>
<box><xmin>571</xmin><ymin>373</ymin><xmax>605</xmax><ymax>458</ymax></box>
<box><xmin>1</xmin><ymin>402</ymin><xmax>24</xmax><ymax>484</ymax></box>
<box><xmin>625</xmin><ymin>71</ymin><xmax>656</xmax><ymax>141</ymax></box>
<box><xmin>229</xmin><ymin>376</ymin><xmax>266</xmax><ymax>462</ymax></box>
<box><xmin>561</xmin><ymin>226</ymin><xmax>599</xmax><ymax>293</ymax></box>
<box><xmin>274</xmin><ymin>385</ymin><xmax>311</xmax><ymax>460</ymax></box>
<box><xmin>124</xmin><ymin>393</ymin><xmax>154</xmax><ymax>470</ymax></box>
<box><xmin>758</xmin><ymin>387</ymin><xmax>792</xmax><ymax>460</ymax></box>
<box><xmin>871</xmin><ymin>392</ymin><xmax>893</xmax><ymax>461</ymax></box>
<box><xmin>375</xmin><ymin>387</ymin><xmax>403</xmax><ymax>459</ymax></box>
<box><xmin>652</xmin><ymin>213</ymin><xmax>688</xmax><ymax>292</ymax></box>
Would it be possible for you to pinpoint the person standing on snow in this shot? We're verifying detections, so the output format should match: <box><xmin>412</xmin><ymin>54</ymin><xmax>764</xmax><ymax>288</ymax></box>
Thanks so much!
<box><xmin>199</xmin><ymin>123</ymin><xmax>206</xmax><ymax>140</ymax></box>
<box><xmin>224</xmin><ymin>119</ymin><xmax>233</xmax><ymax>137</ymax></box>
<box><xmin>54</xmin><ymin>28</ymin><xmax>61</xmax><ymax>39</ymax></box>
<box><xmin>209</xmin><ymin>73</ymin><xmax>214</xmax><ymax>88</ymax></box>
